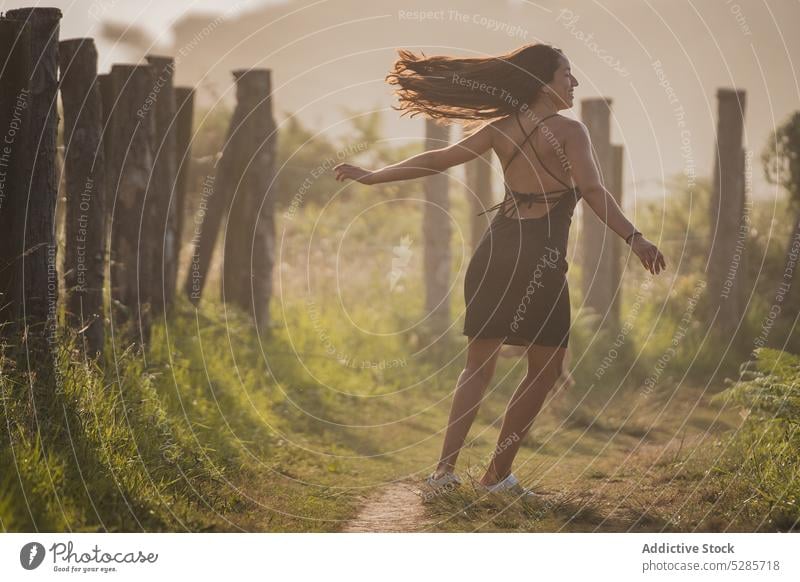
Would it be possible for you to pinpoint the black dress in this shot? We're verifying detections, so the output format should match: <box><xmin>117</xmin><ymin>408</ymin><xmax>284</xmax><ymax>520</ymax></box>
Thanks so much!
<box><xmin>462</xmin><ymin>111</ymin><xmax>582</xmax><ymax>348</ymax></box>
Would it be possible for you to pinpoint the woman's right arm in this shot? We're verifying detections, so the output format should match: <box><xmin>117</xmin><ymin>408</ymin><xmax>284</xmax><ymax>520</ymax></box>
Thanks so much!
<box><xmin>334</xmin><ymin>121</ymin><xmax>494</xmax><ymax>185</ymax></box>
<box><xmin>564</xmin><ymin>121</ymin><xmax>666</xmax><ymax>275</ymax></box>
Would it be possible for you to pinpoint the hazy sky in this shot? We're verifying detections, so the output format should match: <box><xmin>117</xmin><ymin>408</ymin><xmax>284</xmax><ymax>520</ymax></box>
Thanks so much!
<box><xmin>1</xmin><ymin>0</ymin><xmax>269</xmax><ymax>66</ymax></box>
<box><xmin>0</xmin><ymin>0</ymin><xmax>261</xmax><ymax>37</ymax></box>
<box><xmin>2</xmin><ymin>0</ymin><xmax>798</xmax><ymax>204</ymax></box>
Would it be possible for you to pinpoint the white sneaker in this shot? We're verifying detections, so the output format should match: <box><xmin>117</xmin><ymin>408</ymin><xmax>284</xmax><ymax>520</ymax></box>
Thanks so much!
<box><xmin>424</xmin><ymin>471</ymin><xmax>462</xmax><ymax>490</ymax></box>
<box><xmin>478</xmin><ymin>473</ymin><xmax>544</xmax><ymax>500</ymax></box>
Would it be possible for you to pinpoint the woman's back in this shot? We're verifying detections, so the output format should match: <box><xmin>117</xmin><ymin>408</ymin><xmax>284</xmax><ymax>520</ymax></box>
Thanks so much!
<box><xmin>492</xmin><ymin>112</ymin><xmax>576</xmax><ymax>197</ymax></box>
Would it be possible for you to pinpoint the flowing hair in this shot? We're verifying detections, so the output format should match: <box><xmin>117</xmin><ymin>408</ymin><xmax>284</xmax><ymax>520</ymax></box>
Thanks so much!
<box><xmin>385</xmin><ymin>43</ymin><xmax>565</xmax><ymax>125</ymax></box>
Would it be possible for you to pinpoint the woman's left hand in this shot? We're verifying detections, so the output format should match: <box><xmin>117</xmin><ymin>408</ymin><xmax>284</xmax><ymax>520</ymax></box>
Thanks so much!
<box><xmin>334</xmin><ymin>163</ymin><xmax>376</xmax><ymax>185</ymax></box>
<box><xmin>631</xmin><ymin>235</ymin><xmax>667</xmax><ymax>275</ymax></box>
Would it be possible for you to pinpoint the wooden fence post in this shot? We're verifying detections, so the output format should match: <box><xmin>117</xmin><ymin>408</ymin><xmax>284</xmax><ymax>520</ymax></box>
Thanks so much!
<box><xmin>221</xmin><ymin>69</ymin><xmax>276</xmax><ymax>330</ymax></box>
<box><xmin>108</xmin><ymin>63</ymin><xmax>157</xmax><ymax>345</ymax></box>
<box><xmin>579</xmin><ymin>97</ymin><xmax>622</xmax><ymax>329</ymax></box>
<box><xmin>144</xmin><ymin>55</ymin><xmax>178</xmax><ymax>315</ymax></box>
<box><xmin>97</xmin><ymin>72</ymin><xmax>115</xmax><ymax>316</ymax></box>
<box><xmin>59</xmin><ymin>38</ymin><xmax>107</xmax><ymax>357</ymax></box>
<box><xmin>0</xmin><ymin>18</ymin><xmax>31</xmax><ymax>339</ymax></box>
<box><xmin>709</xmin><ymin>88</ymin><xmax>747</xmax><ymax>335</ymax></box>
<box><xmin>97</xmin><ymin>73</ymin><xmax>115</xmax><ymax>185</ymax></box>
<box><xmin>423</xmin><ymin>119</ymin><xmax>451</xmax><ymax>335</ymax></box>
<box><xmin>174</xmin><ymin>86</ymin><xmax>195</xmax><ymax>265</ymax></box>
<box><xmin>184</xmin><ymin>80</ymin><xmax>246</xmax><ymax>305</ymax></box>
<box><xmin>609</xmin><ymin>143</ymin><xmax>625</xmax><ymax>325</ymax></box>
<box><xmin>5</xmin><ymin>7</ymin><xmax>62</xmax><ymax>360</ymax></box>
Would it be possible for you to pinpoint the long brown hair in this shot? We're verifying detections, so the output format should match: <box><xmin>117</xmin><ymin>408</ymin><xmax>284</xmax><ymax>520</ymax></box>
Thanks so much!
<box><xmin>385</xmin><ymin>43</ymin><xmax>565</xmax><ymax>124</ymax></box>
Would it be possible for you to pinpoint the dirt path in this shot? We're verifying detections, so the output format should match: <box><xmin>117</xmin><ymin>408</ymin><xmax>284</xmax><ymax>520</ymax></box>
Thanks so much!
<box><xmin>336</xmin><ymin>384</ymin><xmax>741</xmax><ymax>533</ymax></box>
<box><xmin>342</xmin><ymin>480</ymin><xmax>429</xmax><ymax>532</ymax></box>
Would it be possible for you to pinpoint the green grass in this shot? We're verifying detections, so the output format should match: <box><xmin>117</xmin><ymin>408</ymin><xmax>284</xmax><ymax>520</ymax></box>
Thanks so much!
<box><xmin>0</xmin><ymin>299</ymin><xmax>383</xmax><ymax>532</ymax></box>
<box><xmin>2</xmin><ymin>178</ymin><xmax>797</xmax><ymax>532</ymax></box>
<box><xmin>709</xmin><ymin>348</ymin><xmax>800</xmax><ymax>531</ymax></box>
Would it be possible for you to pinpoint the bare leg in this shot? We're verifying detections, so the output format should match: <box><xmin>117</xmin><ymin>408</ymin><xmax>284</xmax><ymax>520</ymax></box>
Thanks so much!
<box><xmin>480</xmin><ymin>344</ymin><xmax>566</xmax><ymax>485</ymax></box>
<box><xmin>433</xmin><ymin>337</ymin><xmax>504</xmax><ymax>477</ymax></box>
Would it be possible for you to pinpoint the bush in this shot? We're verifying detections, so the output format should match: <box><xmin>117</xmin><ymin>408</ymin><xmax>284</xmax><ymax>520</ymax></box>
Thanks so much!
<box><xmin>711</xmin><ymin>347</ymin><xmax>800</xmax><ymax>530</ymax></box>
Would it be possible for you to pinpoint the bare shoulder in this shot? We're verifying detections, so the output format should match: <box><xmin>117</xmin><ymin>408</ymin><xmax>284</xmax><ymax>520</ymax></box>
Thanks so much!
<box><xmin>561</xmin><ymin>117</ymin><xmax>589</xmax><ymax>140</ymax></box>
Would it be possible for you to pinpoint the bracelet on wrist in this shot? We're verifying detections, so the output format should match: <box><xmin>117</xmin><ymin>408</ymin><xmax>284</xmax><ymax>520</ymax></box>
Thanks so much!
<box><xmin>625</xmin><ymin>230</ymin><xmax>642</xmax><ymax>245</ymax></box>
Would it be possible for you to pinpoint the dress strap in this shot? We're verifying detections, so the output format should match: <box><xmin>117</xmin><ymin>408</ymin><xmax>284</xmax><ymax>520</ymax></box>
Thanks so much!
<box><xmin>476</xmin><ymin>188</ymin><xmax>573</xmax><ymax>218</ymax></box>
<box><xmin>502</xmin><ymin>110</ymin><xmax>560</xmax><ymax>174</ymax></box>
<box><xmin>478</xmin><ymin>111</ymin><xmax>571</xmax><ymax>219</ymax></box>
<box><xmin>476</xmin><ymin>198</ymin><xmax>511</xmax><ymax>218</ymax></box>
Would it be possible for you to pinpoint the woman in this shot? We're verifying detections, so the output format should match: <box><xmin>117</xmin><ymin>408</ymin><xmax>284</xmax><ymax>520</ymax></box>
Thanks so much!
<box><xmin>334</xmin><ymin>43</ymin><xmax>666</xmax><ymax>497</ymax></box>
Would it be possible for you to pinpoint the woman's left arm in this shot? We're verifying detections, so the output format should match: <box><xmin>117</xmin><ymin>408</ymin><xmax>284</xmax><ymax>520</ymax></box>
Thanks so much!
<box><xmin>565</xmin><ymin>121</ymin><xmax>667</xmax><ymax>275</ymax></box>
<box><xmin>563</xmin><ymin>122</ymin><xmax>638</xmax><ymax>240</ymax></box>
<box><xmin>334</xmin><ymin>121</ymin><xmax>494</xmax><ymax>185</ymax></box>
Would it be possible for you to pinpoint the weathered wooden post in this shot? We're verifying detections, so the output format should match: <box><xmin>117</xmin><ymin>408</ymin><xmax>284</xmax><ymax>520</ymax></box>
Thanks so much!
<box><xmin>59</xmin><ymin>38</ymin><xmax>107</xmax><ymax>357</ymax></box>
<box><xmin>97</xmin><ymin>73</ymin><xmax>115</xmax><ymax>243</ymax></box>
<box><xmin>97</xmin><ymin>72</ymin><xmax>116</xmax><ymax>309</ymax></box>
<box><xmin>467</xmin><ymin>151</ymin><xmax>493</xmax><ymax>251</ymax></box>
<box><xmin>144</xmin><ymin>55</ymin><xmax>179</xmax><ymax>315</ymax></box>
<box><xmin>108</xmin><ymin>63</ymin><xmax>157</xmax><ymax>344</ymax></box>
<box><xmin>708</xmin><ymin>88</ymin><xmax>747</xmax><ymax>334</ymax></box>
<box><xmin>609</xmin><ymin>144</ymin><xmax>625</xmax><ymax>325</ymax></box>
<box><xmin>97</xmin><ymin>73</ymin><xmax>115</xmax><ymax>175</ymax></box>
<box><xmin>5</xmin><ymin>7</ymin><xmax>62</xmax><ymax>361</ymax></box>
<box><xmin>579</xmin><ymin>97</ymin><xmax>622</xmax><ymax>329</ymax></box>
<box><xmin>423</xmin><ymin>119</ymin><xmax>451</xmax><ymax>334</ymax></box>
<box><xmin>776</xmin><ymin>213</ymin><xmax>800</xmax><ymax>336</ymax></box>
<box><xmin>174</xmin><ymin>86</ymin><xmax>195</xmax><ymax>261</ymax></box>
<box><xmin>0</xmin><ymin>18</ymin><xmax>31</xmax><ymax>338</ymax></box>
<box><xmin>221</xmin><ymin>69</ymin><xmax>276</xmax><ymax>330</ymax></box>
<box><xmin>247</xmin><ymin>71</ymin><xmax>277</xmax><ymax>332</ymax></box>
<box><xmin>185</xmin><ymin>85</ymin><xmax>245</xmax><ymax>305</ymax></box>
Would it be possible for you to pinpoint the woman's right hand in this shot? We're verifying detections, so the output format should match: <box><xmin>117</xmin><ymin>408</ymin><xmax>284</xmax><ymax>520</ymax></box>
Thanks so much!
<box><xmin>631</xmin><ymin>235</ymin><xmax>666</xmax><ymax>275</ymax></box>
<box><xmin>333</xmin><ymin>163</ymin><xmax>376</xmax><ymax>185</ymax></box>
